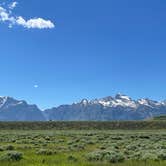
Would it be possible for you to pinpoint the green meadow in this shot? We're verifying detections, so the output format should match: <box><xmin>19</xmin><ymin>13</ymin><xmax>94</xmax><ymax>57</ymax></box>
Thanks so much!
<box><xmin>0</xmin><ymin>126</ymin><xmax>165</xmax><ymax>165</ymax></box>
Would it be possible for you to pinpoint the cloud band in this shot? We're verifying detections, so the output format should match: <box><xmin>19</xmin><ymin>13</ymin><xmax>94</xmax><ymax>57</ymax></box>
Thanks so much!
<box><xmin>0</xmin><ymin>2</ymin><xmax>55</xmax><ymax>29</ymax></box>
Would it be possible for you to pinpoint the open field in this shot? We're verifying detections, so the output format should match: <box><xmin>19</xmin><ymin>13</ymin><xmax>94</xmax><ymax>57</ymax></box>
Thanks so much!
<box><xmin>0</xmin><ymin>122</ymin><xmax>166</xmax><ymax>166</ymax></box>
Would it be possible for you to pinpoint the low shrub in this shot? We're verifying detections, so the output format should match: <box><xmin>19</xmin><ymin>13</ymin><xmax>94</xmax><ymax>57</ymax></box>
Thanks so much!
<box><xmin>125</xmin><ymin>144</ymin><xmax>138</xmax><ymax>151</ymax></box>
<box><xmin>68</xmin><ymin>144</ymin><xmax>85</xmax><ymax>151</ymax></box>
<box><xmin>5</xmin><ymin>145</ymin><xmax>15</xmax><ymax>150</ymax></box>
<box><xmin>158</xmin><ymin>150</ymin><xmax>166</xmax><ymax>160</ymax></box>
<box><xmin>142</xmin><ymin>152</ymin><xmax>158</xmax><ymax>161</ymax></box>
<box><xmin>104</xmin><ymin>151</ymin><xmax>125</xmax><ymax>163</ymax></box>
<box><xmin>36</xmin><ymin>149</ymin><xmax>56</xmax><ymax>155</ymax></box>
<box><xmin>86</xmin><ymin>151</ymin><xmax>104</xmax><ymax>161</ymax></box>
<box><xmin>0</xmin><ymin>151</ymin><xmax>23</xmax><ymax>161</ymax></box>
<box><xmin>86</xmin><ymin>150</ymin><xmax>125</xmax><ymax>163</ymax></box>
<box><xmin>128</xmin><ymin>151</ymin><xmax>142</xmax><ymax>160</ymax></box>
<box><xmin>45</xmin><ymin>136</ymin><xmax>50</xmax><ymax>141</ymax></box>
<box><xmin>67</xmin><ymin>155</ymin><xmax>78</xmax><ymax>162</ymax></box>
<box><xmin>0</xmin><ymin>146</ymin><xmax>4</xmax><ymax>151</ymax></box>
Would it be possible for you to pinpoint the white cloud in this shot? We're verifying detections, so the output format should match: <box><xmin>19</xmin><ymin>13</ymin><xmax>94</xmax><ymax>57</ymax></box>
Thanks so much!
<box><xmin>16</xmin><ymin>17</ymin><xmax>55</xmax><ymax>29</ymax></box>
<box><xmin>0</xmin><ymin>7</ymin><xmax>9</xmax><ymax>21</ymax></box>
<box><xmin>34</xmin><ymin>85</ymin><xmax>39</xmax><ymax>88</ymax></box>
<box><xmin>0</xmin><ymin>6</ymin><xmax>15</xmax><ymax>24</ymax></box>
<box><xmin>0</xmin><ymin>2</ymin><xmax>55</xmax><ymax>29</ymax></box>
<box><xmin>9</xmin><ymin>1</ymin><xmax>18</xmax><ymax>9</ymax></box>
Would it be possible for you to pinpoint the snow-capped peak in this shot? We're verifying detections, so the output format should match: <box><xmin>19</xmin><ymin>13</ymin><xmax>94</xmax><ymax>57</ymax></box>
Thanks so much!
<box><xmin>80</xmin><ymin>99</ymin><xmax>89</xmax><ymax>105</ymax></box>
<box><xmin>0</xmin><ymin>96</ymin><xmax>8</xmax><ymax>108</ymax></box>
<box><xmin>0</xmin><ymin>96</ymin><xmax>26</xmax><ymax>109</ymax></box>
<box><xmin>137</xmin><ymin>98</ymin><xmax>164</xmax><ymax>108</ymax></box>
<box><xmin>91</xmin><ymin>94</ymin><xmax>137</xmax><ymax>108</ymax></box>
<box><xmin>115</xmin><ymin>93</ymin><xmax>131</xmax><ymax>101</ymax></box>
<box><xmin>74</xmin><ymin>94</ymin><xmax>166</xmax><ymax>109</ymax></box>
<box><xmin>138</xmin><ymin>99</ymin><xmax>149</xmax><ymax>105</ymax></box>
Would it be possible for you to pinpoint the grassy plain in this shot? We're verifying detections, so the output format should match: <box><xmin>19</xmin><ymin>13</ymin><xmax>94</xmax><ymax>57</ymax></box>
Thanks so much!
<box><xmin>0</xmin><ymin>128</ymin><xmax>165</xmax><ymax>166</ymax></box>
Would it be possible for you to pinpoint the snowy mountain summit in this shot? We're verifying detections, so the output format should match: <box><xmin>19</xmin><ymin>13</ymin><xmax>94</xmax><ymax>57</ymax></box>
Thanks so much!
<box><xmin>0</xmin><ymin>94</ymin><xmax>166</xmax><ymax>121</ymax></box>
<box><xmin>45</xmin><ymin>94</ymin><xmax>166</xmax><ymax>121</ymax></box>
<box><xmin>76</xmin><ymin>94</ymin><xmax>166</xmax><ymax>109</ymax></box>
<box><xmin>91</xmin><ymin>94</ymin><xmax>137</xmax><ymax>108</ymax></box>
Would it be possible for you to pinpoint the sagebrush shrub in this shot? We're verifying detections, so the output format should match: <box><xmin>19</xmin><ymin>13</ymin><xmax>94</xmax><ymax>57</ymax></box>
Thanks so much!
<box><xmin>0</xmin><ymin>146</ymin><xmax>4</xmax><ymax>151</ymax></box>
<box><xmin>158</xmin><ymin>150</ymin><xmax>166</xmax><ymax>160</ymax></box>
<box><xmin>86</xmin><ymin>150</ymin><xmax>125</xmax><ymax>163</ymax></box>
<box><xmin>5</xmin><ymin>145</ymin><xmax>15</xmax><ymax>150</ymax></box>
<box><xmin>86</xmin><ymin>151</ymin><xmax>104</xmax><ymax>161</ymax></box>
<box><xmin>36</xmin><ymin>149</ymin><xmax>56</xmax><ymax>155</ymax></box>
<box><xmin>67</xmin><ymin>155</ymin><xmax>78</xmax><ymax>162</ymax></box>
<box><xmin>104</xmin><ymin>151</ymin><xmax>125</xmax><ymax>163</ymax></box>
<box><xmin>0</xmin><ymin>151</ymin><xmax>23</xmax><ymax>161</ymax></box>
<box><xmin>142</xmin><ymin>152</ymin><xmax>158</xmax><ymax>161</ymax></box>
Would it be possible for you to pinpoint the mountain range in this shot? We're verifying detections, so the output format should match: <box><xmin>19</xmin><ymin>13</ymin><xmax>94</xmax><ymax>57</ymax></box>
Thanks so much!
<box><xmin>0</xmin><ymin>94</ymin><xmax>166</xmax><ymax>121</ymax></box>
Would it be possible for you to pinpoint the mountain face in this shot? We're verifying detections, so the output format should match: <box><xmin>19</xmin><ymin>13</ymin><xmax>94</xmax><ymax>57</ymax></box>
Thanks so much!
<box><xmin>0</xmin><ymin>97</ymin><xmax>45</xmax><ymax>121</ymax></box>
<box><xmin>44</xmin><ymin>94</ymin><xmax>166</xmax><ymax>121</ymax></box>
<box><xmin>0</xmin><ymin>94</ymin><xmax>166</xmax><ymax>121</ymax></box>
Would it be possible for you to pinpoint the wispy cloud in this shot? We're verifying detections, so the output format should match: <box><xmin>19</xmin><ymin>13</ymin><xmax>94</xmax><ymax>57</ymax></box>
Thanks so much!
<box><xmin>9</xmin><ymin>1</ymin><xmax>18</xmax><ymax>10</ymax></box>
<box><xmin>0</xmin><ymin>1</ymin><xmax>55</xmax><ymax>29</ymax></box>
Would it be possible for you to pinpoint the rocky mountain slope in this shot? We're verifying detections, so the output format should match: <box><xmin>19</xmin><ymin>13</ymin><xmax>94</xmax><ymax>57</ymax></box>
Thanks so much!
<box><xmin>45</xmin><ymin>94</ymin><xmax>166</xmax><ymax>121</ymax></box>
<box><xmin>0</xmin><ymin>97</ymin><xmax>45</xmax><ymax>121</ymax></box>
<box><xmin>0</xmin><ymin>94</ymin><xmax>166</xmax><ymax>121</ymax></box>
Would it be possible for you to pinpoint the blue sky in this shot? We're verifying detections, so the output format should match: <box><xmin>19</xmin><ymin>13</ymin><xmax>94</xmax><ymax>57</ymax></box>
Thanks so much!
<box><xmin>0</xmin><ymin>0</ymin><xmax>166</xmax><ymax>109</ymax></box>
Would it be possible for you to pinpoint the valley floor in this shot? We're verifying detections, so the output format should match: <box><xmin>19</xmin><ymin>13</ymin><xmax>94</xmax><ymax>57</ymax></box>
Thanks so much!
<box><xmin>0</xmin><ymin>130</ymin><xmax>165</xmax><ymax>165</ymax></box>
